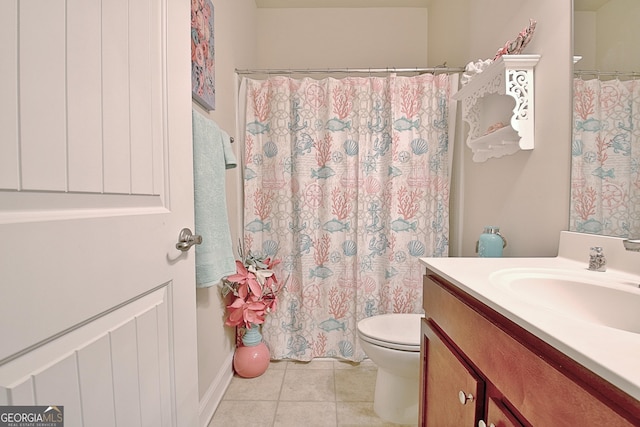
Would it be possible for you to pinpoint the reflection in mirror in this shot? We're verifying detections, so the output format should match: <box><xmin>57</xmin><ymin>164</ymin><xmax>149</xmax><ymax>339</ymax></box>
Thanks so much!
<box><xmin>570</xmin><ymin>0</ymin><xmax>640</xmax><ymax>237</ymax></box>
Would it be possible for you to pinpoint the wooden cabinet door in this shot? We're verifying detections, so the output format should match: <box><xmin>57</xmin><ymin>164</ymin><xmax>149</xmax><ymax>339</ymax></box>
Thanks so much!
<box><xmin>423</xmin><ymin>320</ymin><xmax>484</xmax><ymax>427</ymax></box>
<box><xmin>481</xmin><ymin>397</ymin><xmax>525</xmax><ymax>427</ymax></box>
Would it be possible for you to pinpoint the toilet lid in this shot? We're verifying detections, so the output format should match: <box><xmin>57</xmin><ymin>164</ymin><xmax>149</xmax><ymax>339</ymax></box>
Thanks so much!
<box><xmin>357</xmin><ymin>313</ymin><xmax>423</xmax><ymax>348</ymax></box>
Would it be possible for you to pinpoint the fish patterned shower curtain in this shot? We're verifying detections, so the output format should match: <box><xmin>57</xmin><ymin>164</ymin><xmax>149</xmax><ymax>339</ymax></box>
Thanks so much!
<box><xmin>571</xmin><ymin>78</ymin><xmax>640</xmax><ymax>237</ymax></box>
<box><xmin>240</xmin><ymin>73</ymin><xmax>457</xmax><ymax>361</ymax></box>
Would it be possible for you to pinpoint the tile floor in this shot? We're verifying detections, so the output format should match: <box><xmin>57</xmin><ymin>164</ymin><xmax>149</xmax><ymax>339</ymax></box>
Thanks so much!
<box><xmin>208</xmin><ymin>358</ymin><xmax>415</xmax><ymax>427</ymax></box>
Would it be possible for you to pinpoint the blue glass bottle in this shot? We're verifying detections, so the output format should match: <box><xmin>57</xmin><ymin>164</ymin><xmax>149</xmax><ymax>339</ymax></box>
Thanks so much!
<box><xmin>477</xmin><ymin>226</ymin><xmax>507</xmax><ymax>257</ymax></box>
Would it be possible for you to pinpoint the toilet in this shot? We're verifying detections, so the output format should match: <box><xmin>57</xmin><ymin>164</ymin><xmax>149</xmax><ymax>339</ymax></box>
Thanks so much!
<box><xmin>357</xmin><ymin>313</ymin><xmax>424</xmax><ymax>425</ymax></box>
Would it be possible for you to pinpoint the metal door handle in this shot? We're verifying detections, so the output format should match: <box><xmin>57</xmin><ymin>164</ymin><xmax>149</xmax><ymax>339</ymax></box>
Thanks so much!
<box><xmin>176</xmin><ymin>228</ymin><xmax>202</xmax><ymax>251</ymax></box>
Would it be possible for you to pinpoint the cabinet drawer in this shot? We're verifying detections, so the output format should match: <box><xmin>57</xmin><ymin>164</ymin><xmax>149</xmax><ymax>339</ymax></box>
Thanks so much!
<box><xmin>423</xmin><ymin>274</ymin><xmax>637</xmax><ymax>426</ymax></box>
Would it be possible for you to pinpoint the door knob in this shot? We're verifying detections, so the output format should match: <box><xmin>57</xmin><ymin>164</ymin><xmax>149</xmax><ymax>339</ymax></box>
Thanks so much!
<box><xmin>458</xmin><ymin>390</ymin><xmax>475</xmax><ymax>405</ymax></box>
<box><xmin>176</xmin><ymin>228</ymin><xmax>202</xmax><ymax>251</ymax></box>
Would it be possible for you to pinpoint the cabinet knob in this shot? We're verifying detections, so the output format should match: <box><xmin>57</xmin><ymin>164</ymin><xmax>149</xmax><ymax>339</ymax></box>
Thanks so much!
<box><xmin>478</xmin><ymin>421</ymin><xmax>495</xmax><ymax>427</ymax></box>
<box><xmin>458</xmin><ymin>390</ymin><xmax>475</xmax><ymax>405</ymax></box>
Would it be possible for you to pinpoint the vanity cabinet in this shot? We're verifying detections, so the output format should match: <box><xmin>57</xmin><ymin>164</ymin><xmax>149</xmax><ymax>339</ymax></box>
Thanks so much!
<box><xmin>419</xmin><ymin>271</ymin><xmax>640</xmax><ymax>427</ymax></box>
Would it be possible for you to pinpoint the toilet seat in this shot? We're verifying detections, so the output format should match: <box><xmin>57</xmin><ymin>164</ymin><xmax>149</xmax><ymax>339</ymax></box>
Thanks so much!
<box><xmin>357</xmin><ymin>313</ymin><xmax>423</xmax><ymax>352</ymax></box>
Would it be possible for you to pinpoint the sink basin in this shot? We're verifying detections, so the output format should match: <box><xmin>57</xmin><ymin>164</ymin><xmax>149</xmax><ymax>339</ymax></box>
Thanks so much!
<box><xmin>489</xmin><ymin>268</ymin><xmax>640</xmax><ymax>334</ymax></box>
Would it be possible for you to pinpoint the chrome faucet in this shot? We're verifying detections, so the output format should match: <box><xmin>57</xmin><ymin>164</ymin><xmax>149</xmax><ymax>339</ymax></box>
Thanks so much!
<box><xmin>622</xmin><ymin>239</ymin><xmax>640</xmax><ymax>288</ymax></box>
<box><xmin>588</xmin><ymin>246</ymin><xmax>607</xmax><ymax>272</ymax></box>
<box><xmin>623</xmin><ymin>238</ymin><xmax>640</xmax><ymax>252</ymax></box>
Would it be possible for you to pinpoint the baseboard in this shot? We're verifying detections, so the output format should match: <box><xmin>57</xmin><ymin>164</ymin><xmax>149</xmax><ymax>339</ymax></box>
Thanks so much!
<box><xmin>199</xmin><ymin>351</ymin><xmax>234</xmax><ymax>427</ymax></box>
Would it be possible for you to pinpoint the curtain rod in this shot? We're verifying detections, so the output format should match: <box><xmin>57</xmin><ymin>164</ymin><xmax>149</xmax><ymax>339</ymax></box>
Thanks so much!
<box><xmin>574</xmin><ymin>70</ymin><xmax>640</xmax><ymax>77</ymax></box>
<box><xmin>235</xmin><ymin>66</ymin><xmax>465</xmax><ymax>75</ymax></box>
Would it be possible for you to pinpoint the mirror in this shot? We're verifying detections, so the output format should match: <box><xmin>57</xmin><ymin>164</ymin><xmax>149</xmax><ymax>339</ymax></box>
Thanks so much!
<box><xmin>570</xmin><ymin>0</ymin><xmax>640</xmax><ymax>237</ymax></box>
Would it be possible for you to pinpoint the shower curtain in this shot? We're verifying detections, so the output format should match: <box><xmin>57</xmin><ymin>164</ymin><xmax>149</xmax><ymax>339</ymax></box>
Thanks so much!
<box><xmin>239</xmin><ymin>73</ymin><xmax>457</xmax><ymax>361</ymax></box>
<box><xmin>570</xmin><ymin>78</ymin><xmax>640</xmax><ymax>237</ymax></box>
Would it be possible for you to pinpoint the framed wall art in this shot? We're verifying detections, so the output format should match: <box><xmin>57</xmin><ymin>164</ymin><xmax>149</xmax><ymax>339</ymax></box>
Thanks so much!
<box><xmin>191</xmin><ymin>0</ymin><xmax>215</xmax><ymax>111</ymax></box>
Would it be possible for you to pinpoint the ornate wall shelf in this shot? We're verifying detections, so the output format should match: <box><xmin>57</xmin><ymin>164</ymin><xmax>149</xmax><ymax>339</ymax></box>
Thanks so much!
<box><xmin>453</xmin><ymin>54</ymin><xmax>541</xmax><ymax>162</ymax></box>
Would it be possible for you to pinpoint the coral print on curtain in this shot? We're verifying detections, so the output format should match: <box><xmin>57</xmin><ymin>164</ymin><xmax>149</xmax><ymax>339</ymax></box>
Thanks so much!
<box><xmin>571</xmin><ymin>78</ymin><xmax>640</xmax><ymax>236</ymax></box>
<box><xmin>242</xmin><ymin>74</ymin><xmax>455</xmax><ymax>361</ymax></box>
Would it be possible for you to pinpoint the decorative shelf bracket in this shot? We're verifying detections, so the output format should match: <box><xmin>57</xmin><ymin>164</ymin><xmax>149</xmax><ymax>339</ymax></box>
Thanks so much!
<box><xmin>453</xmin><ymin>54</ymin><xmax>541</xmax><ymax>162</ymax></box>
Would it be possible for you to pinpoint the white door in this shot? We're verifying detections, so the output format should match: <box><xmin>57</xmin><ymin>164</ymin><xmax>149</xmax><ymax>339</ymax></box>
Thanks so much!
<box><xmin>0</xmin><ymin>0</ymin><xmax>199</xmax><ymax>426</ymax></box>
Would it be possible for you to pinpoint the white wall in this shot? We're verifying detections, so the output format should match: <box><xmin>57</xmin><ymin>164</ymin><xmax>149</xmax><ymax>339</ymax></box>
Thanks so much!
<box><xmin>574</xmin><ymin>0</ymin><xmax>640</xmax><ymax>73</ymax></box>
<box><xmin>574</xmin><ymin>11</ymin><xmax>597</xmax><ymax>70</ymax></box>
<box><xmin>597</xmin><ymin>0</ymin><xmax>640</xmax><ymax>72</ymax></box>
<box><xmin>255</xmin><ymin>7</ymin><xmax>429</xmax><ymax>69</ymax></box>
<box><xmin>446</xmin><ymin>0</ymin><xmax>573</xmax><ymax>257</ymax></box>
<box><xmin>193</xmin><ymin>0</ymin><xmax>257</xmax><ymax>424</ymax></box>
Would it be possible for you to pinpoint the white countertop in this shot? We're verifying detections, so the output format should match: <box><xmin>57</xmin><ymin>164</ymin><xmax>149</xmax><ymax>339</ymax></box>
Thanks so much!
<box><xmin>420</xmin><ymin>231</ymin><xmax>640</xmax><ymax>401</ymax></box>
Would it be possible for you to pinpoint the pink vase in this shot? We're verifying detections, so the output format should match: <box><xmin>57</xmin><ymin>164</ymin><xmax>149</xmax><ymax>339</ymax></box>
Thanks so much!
<box><xmin>233</xmin><ymin>342</ymin><xmax>270</xmax><ymax>378</ymax></box>
<box><xmin>232</xmin><ymin>324</ymin><xmax>270</xmax><ymax>378</ymax></box>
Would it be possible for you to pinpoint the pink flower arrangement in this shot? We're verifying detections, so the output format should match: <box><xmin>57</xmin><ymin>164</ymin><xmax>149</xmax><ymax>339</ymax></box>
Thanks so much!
<box><xmin>222</xmin><ymin>247</ymin><xmax>285</xmax><ymax>329</ymax></box>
